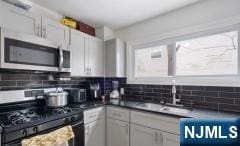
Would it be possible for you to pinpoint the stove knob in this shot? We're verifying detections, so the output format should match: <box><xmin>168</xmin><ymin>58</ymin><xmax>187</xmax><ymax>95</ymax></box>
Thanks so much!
<box><xmin>71</xmin><ymin>116</ymin><xmax>77</xmax><ymax>122</ymax></box>
<box><xmin>65</xmin><ymin>118</ymin><xmax>70</xmax><ymax>123</ymax></box>
<box><xmin>22</xmin><ymin>130</ymin><xmax>27</xmax><ymax>136</ymax></box>
<box><xmin>33</xmin><ymin>127</ymin><xmax>38</xmax><ymax>133</ymax></box>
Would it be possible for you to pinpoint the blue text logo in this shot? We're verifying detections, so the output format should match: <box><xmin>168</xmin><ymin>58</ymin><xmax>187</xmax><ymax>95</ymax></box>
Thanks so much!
<box><xmin>180</xmin><ymin>118</ymin><xmax>240</xmax><ymax>146</ymax></box>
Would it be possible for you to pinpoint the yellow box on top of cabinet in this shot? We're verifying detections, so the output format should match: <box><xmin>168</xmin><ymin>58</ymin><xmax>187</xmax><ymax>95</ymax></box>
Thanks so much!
<box><xmin>61</xmin><ymin>17</ymin><xmax>77</xmax><ymax>28</ymax></box>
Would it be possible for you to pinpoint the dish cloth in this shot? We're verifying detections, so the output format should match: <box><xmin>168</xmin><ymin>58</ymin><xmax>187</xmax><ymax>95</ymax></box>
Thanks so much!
<box><xmin>21</xmin><ymin>125</ymin><xmax>74</xmax><ymax>146</ymax></box>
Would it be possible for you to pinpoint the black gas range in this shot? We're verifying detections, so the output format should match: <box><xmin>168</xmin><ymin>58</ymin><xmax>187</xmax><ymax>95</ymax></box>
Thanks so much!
<box><xmin>0</xmin><ymin>103</ymin><xmax>84</xmax><ymax>146</ymax></box>
<box><xmin>0</xmin><ymin>88</ymin><xmax>85</xmax><ymax>146</ymax></box>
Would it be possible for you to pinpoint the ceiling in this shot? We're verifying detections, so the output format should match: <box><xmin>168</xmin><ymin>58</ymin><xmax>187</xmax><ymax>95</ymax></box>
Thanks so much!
<box><xmin>31</xmin><ymin>0</ymin><xmax>200</xmax><ymax>30</ymax></box>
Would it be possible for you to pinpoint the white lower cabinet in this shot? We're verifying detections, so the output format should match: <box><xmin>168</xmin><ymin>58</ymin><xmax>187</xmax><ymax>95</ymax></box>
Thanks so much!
<box><xmin>84</xmin><ymin>107</ymin><xmax>105</xmax><ymax>146</ymax></box>
<box><xmin>131</xmin><ymin>124</ymin><xmax>160</xmax><ymax>146</ymax></box>
<box><xmin>107</xmin><ymin>118</ymin><xmax>129</xmax><ymax>146</ymax></box>
<box><xmin>131</xmin><ymin>123</ymin><xmax>179</xmax><ymax>146</ymax></box>
<box><xmin>86</xmin><ymin>106</ymin><xmax>180</xmax><ymax>146</ymax></box>
<box><xmin>85</xmin><ymin>119</ymin><xmax>105</xmax><ymax>146</ymax></box>
<box><xmin>162</xmin><ymin>131</ymin><xmax>180</xmax><ymax>146</ymax></box>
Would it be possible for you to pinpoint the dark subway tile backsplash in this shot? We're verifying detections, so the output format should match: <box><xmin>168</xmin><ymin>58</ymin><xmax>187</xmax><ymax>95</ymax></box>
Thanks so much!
<box><xmin>104</xmin><ymin>78</ymin><xmax>240</xmax><ymax>113</ymax></box>
<box><xmin>0</xmin><ymin>81</ymin><xmax>17</xmax><ymax>87</ymax></box>
<box><xmin>1</xmin><ymin>73</ymin><xmax>30</xmax><ymax>80</ymax></box>
<box><xmin>1</xmin><ymin>70</ymin><xmax>240</xmax><ymax>113</ymax></box>
<box><xmin>0</xmin><ymin>70</ymin><xmax>87</xmax><ymax>90</ymax></box>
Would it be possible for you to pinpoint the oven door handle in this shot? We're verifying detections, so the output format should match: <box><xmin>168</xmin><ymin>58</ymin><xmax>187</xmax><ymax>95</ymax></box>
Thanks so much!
<box><xmin>71</xmin><ymin>121</ymin><xmax>84</xmax><ymax>127</ymax></box>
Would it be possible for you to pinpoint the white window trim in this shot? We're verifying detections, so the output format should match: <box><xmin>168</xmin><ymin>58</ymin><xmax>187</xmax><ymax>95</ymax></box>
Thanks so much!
<box><xmin>127</xmin><ymin>23</ymin><xmax>240</xmax><ymax>87</ymax></box>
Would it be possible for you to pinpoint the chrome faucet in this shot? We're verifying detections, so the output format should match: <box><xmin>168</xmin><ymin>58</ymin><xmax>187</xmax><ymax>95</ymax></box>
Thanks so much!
<box><xmin>172</xmin><ymin>80</ymin><xmax>180</xmax><ymax>105</ymax></box>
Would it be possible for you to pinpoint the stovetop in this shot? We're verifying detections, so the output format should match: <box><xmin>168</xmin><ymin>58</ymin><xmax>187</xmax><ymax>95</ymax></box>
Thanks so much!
<box><xmin>0</xmin><ymin>105</ymin><xmax>83</xmax><ymax>133</ymax></box>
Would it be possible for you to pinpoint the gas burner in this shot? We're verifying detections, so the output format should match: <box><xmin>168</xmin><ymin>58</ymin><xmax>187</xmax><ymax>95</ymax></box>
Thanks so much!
<box><xmin>51</xmin><ymin>107</ymin><xmax>74</xmax><ymax>114</ymax></box>
<box><xmin>7</xmin><ymin>110</ymin><xmax>41</xmax><ymax>126</ymax></box>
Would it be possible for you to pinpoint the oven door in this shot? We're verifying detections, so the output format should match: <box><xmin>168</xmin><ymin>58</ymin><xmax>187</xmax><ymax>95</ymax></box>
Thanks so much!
<box><xmin>0</xmin><ymin>28</ymin><xmax>70</xmax><ymax>72</ymax></box>
<box><xmin>68</xmin><ymin>121</ymin><xmax>84</xmax><ymax>146</ymax></box>
<box><xmin>3</xmin><ymin>122</ymin><xmax>84</xmax><ymax>146</ymax></box>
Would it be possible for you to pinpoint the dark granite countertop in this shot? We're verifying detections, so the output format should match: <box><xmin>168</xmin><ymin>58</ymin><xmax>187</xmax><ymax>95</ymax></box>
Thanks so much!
<box><xmin>76</xmin><ymin>100</ymin><xmax>240</xmax><ymax>119</ymax></box>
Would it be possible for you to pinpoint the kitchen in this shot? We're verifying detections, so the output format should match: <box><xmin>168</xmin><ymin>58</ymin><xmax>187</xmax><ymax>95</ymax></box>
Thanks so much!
<box><xmin>0</xmin><ymin>0</ymin><xmax>240</xmax><ymax>146</ymax></box>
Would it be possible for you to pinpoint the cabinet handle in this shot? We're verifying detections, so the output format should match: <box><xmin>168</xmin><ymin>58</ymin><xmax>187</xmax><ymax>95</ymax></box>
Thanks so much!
<box><xmin>159</xmin><ymin>133</ymin><xmax>163</xmax><ymax>146</ymax></box>
<box><xmin>36</xmin><ymin>25</ymin><xmax>40</xmax><ymax>36</ymax></box>
<box><xmin>113</xmin><ymin>113</ymin><xmax>121</xmax><ymax>117</ymax></box>
<box><xmin>89</xmin><ymin>114</ymin><xmax>97</xmax><ymax>119</ymax></box>
<box><xmin>155</xmin><ymin>132</ymin><xmax>158</xmax><ymax>145</ymax></box>
<box><xmin>126</xmin><ymin>125</ymin><xmax>129</xmax><ymax>135</ymax></box>
<box><xmin>86</xmin><ymin>68</ymin><xmax>90</xmax><ymax>75</ymax></box>
<box><xmin>43</xmin><ymin>28</ymin><xmax>46</xmax><ymax>38</ymax></box>
<box><xmin>86</xmin><ymin>126</ymin><xmax>90</xmax><ymax>135</ymax></box>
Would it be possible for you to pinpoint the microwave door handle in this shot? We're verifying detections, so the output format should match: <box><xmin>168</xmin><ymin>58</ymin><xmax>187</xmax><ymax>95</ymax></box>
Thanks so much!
<box><xmin>59</xmin><ymin>46</ymin><xmax>64</xmax><ymax>72</ymax></box>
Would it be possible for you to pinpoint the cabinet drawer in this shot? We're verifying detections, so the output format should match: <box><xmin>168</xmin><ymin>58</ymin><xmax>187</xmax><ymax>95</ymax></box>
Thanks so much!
<box><xmin>107</xmin><ymin>106</ymin><xmax>130</xmax><ymax>122</ymax></box>
<box><xmin>84</xmin><ymin>107</ymin><xmax>105</xmax><ymax>124</ymax></box>
<box><xmin>130</xmin><ymin>111</ymin><xmax>180</xmax><ymax>135</ymax></box>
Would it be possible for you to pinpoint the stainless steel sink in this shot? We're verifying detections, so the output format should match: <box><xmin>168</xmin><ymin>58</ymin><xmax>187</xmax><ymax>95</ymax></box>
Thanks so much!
<box><xmin>161</xmin><ymin>106</ymin><xmax>192</xmax><ymax>114</ymax></box>
<box><xmin>136</xmin><ymin>103</ymin><xmax>191</xmax><ymax>115</ymax></box>
<box><xmin>109</xmin><ymin>99</ymin><xmax>140</xmax><ymax>107</ymax></box>
<box><xmin>119</xmin><ymin>101</ymin><xmax>140</xmax><ymax>106</ymax></box>
<box><xmin>136</xmin><ymin>103</ymin><xmax>164</xmax><ymax>111</ymax></box>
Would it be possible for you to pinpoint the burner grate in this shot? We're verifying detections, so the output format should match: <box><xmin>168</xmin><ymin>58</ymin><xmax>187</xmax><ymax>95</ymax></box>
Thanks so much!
<box><xmin>51</xmin><ymin>107</ymin><xmax>75</xmax><ymax>114</ymax></box>
<box><xmin>7</xmin><ymin>110</ymin><xmax>42</xmax><ymax>126</ymax></box>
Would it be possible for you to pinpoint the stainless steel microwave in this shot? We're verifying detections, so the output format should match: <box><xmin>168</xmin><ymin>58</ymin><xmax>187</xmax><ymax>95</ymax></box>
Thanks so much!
<box><xmin>0</xmin><ymin>28</ymin><xmax>70</xmax><ymax>72</ymax></box>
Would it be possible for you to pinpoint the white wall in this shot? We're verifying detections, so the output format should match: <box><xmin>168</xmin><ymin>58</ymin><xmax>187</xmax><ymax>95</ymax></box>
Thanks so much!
<box><xmin>96</xmin><ymin>26</ymin><xmax>116</xmax><ymax>41</ymax></box>
<box><xmin>31</xmin><ymin>3</ymin><xmax>62</xmax><ymax>21</ymax></box>
<box><xmin>0</xmin><ymin>0</ymin><xmax>62</xmax><ymax>22</ymax></box>
<box><xmin>116</xmin><ymin>0</ymin><xmax>240</xmax><ymax>43</ymax></box>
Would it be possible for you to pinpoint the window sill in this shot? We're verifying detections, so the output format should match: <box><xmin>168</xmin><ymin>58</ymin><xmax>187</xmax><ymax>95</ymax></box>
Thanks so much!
<box><xmin>127</xmin><ymin>76</ymin><xmax>240</xmax><ymax>87</ymax></box>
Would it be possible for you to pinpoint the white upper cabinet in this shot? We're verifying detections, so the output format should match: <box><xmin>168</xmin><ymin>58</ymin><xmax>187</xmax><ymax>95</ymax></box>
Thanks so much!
<box><xmin>0</xmin><ymin>3</ymin><xmax>41</xmax><ymax>36</ymax></box>
<box><xmin>42</xmin><ymin>17</ymin><xmax>70</xmax><ymax>50</ymax></box>
<box><xmin>88</xmin><ymin>36</ymin><xmax>104</xmax><ymax>77</ymax></box>
<box><xmin>0</xmin><ymin>2</ymin><xmax>69</xmax><ymax>50</ymax></box>
<box><xmin>105</xmin><ymin>38</ymin><xmax>125</xmax><ymax>77</ymax></box>
<box><xmin>70</xmin><ymin>29</ymin><xmax>104</xmax><ymax>77</ymax></box>
<box><xmin>70</xmin><ymin>29</ymin><xmax>86</xmax><ymax>76</ymax></box>
<box><xmin>107</xmin><ymin>118</ymin><xmax>129</xmax><ymax>146</ymax></box>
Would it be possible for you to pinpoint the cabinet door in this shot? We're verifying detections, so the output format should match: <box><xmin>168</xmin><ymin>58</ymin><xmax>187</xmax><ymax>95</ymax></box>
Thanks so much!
<box><xmin>70</xmin><ymin>29</ymin><xmax>86</xmax><ymax>76</ymax></box>
<box><xmin>131</xmin><ymin>124</ymin><xmax>160</xmax><ymax>146</ymax></box>
<box><xmin>85</xmin><ymin>119</ymin><xmax>105</xmax><ymax>146</ymax></box>
<box><xmin>107</xmin><ymin>118</ymin><xmax>129</xmax><ymax>146</ymax></box>
<box><xmin>0</xmin><ymin>4</ymin><xmax>41</xmax><ymax>36</ymax></box>
<box><xmin>105</xmin><ymin>39</ymin><xmax>117</xmax><ymax>77</ymax></box>
<box><xmin>88</xmin><ymin>37</ymin><xmax>104</xmax><ymax>76</ymax></box>
<box><xmin>162</xmin><ymin>131</ymin><xmax>179</xmax><ymax>146</ymax></box>
<box><xmin>42</xmin><ymin>17</ymin><xmax>70</xmax><ymax>50</ymax></box>
<box><xmin>105</xmin><ymin>38</ymin><xmax>125</xmax><ymax>77</ymax></box>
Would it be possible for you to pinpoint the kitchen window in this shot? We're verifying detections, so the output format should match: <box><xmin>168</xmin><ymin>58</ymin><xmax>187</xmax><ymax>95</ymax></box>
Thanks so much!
<box><xmin>135</xmin><ymin>45</ymin><xmax>169</xmax><ymax>77</ymax></box>
<box><xmin>176</xmin><ymin>31</ymin><xmax>238</xmax><ymax>76</ymax></box>
<box><xmin>128</xmin><ymin>27</ymin><xmax>240</xmax><ymax>86</ymax></box>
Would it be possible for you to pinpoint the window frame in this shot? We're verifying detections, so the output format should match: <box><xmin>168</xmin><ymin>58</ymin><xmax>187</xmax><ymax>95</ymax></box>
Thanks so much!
<box><xmin>127</xmin><ymin>25</ymin><xmax>240</xmax><ymax>86</ymax></box>
<box><xmin>134</xmin><ymin>43</ymin><xmax>174</xmax><ymax>78</ymax></box>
